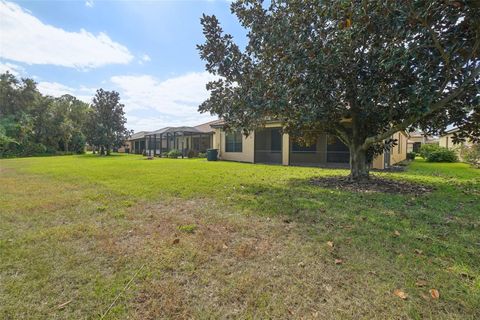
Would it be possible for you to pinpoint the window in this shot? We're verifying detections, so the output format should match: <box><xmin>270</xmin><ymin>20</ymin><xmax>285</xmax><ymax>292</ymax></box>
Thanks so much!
<box><xmin>225</xmin><ymin>130</ymin><xmax>242</xmax><ymax>152</ymax></box>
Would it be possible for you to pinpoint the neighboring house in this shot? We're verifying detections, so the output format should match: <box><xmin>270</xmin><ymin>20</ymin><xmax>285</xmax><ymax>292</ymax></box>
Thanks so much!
<box><xmin>407</xmin><ymin>131</ymin><xmax>439</xmax><ymax>153</ymax></box>
<box><xmin>116</xmin><ymin>141</ymin><xmax>131</xmax><ymax>153</ymax></box>
<box><xmin>210</xmin><ymin>121</ymin><xmax>408</xmax><ymax>169</ymax></box>
<box><xmin>439</xmin><ymin>127</ymin><xmax>475</xmax><ymax>160</ymax></box>
<box><xmin>127</xmin><ymin>120</ymin><xmax>222</xmax><ymax>156</ymax></box>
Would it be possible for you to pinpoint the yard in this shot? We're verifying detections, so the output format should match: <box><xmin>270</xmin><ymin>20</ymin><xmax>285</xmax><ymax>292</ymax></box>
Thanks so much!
<box><xmin>0</xmin><ymin>154</ymin><xmax>479</xmax><ymax>319</ymax></box>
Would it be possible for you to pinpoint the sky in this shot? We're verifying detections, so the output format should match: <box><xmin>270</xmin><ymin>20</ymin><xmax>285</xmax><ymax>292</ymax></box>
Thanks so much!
<box><xmin>0</xmin><ymin>0</ymin><xmax>247</xmax><ymax>132</ymax></box>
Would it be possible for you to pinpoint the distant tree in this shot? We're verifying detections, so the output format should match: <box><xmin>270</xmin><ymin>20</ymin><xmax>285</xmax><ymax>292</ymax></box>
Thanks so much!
<box><xmin>87</xmin><ymin>89</ymin><xmax>130</xmax><ymax>155</ymax></box>
<box><xmin>198</xmin><ymin>0</ymin><xmax>480</xmax><ymax>181</ymax></box>
<box><xmin>0</xmin><ymin>72</ymin><xmax>91</xmax><ymax>157</ymax></box>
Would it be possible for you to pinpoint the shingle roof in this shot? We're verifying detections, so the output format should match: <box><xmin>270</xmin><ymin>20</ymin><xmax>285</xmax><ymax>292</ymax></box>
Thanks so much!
<box><xmin>194</xmin><ymin>119</ymin><xmax>223</xmax><ymax>132</ymax></box>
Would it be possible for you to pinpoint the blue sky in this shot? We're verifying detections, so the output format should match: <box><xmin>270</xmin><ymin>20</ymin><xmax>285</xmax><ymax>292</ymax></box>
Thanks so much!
<box><xmin>0</xmin><ymin>0</ymin><xmax>246</xmax><ymax>131</ymax></box>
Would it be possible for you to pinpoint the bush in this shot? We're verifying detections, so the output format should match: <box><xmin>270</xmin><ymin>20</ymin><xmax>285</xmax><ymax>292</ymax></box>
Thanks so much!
<box><xmin>167</xmin><ymin>149</ymin><xmax>182</xmax><ymax>158</ymax></box>
<box><xmin>407</xmin><ymin>152</ymin><xmax>416</xmax><ymax>160</ymax></box>
<box><xmin>460</xmin><ymin>144</ymin><xmax>480</xmax><ymax>168</ymax></box>
<box><xmin>198</xmin><ymin>152</ymin><xmax>207</xmax><ymax>158</ymax></box>
<box><xmin>419</xmin><ymin>143</ymin><xmax>440</xmax><ymax>159</ymax></box>
<box><xmin>426</xmin><ymin>147</ymin><xmax>458</xmax><ymax>162</ymax></box>
<box><xmin>187</xmin><ymin>150</ymin><xmax>196</xmax><ymax>158</ymax></box>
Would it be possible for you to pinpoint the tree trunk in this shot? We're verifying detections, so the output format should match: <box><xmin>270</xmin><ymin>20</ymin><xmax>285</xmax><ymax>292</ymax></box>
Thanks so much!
<box><xmin>349</xmin><ymin>145</ymin><xmax>369</xmax><ymax>181</ymax></box>
<box><xmin>100</xmin><ymin>146</ymin><xmax>105</xmax><ymax>156</ymax></box>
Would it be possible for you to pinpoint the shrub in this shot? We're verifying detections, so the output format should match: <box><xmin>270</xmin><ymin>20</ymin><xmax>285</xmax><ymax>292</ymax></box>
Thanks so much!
<box><xmin>419</xmin><ymin>143</ymin><xmax>440</xmax><ymax>159</ymax></box>
<box><xmin>406</xmin><ymin>152</ymin><xmax>416</xmax><ymax>160</ymax></box>
<box><xmin>426</xmin><ymin>147</ymin><xmax>458</xmax><ymax>162</ymax></box>
<box><xmin>187</xmin><ymin>150</ymin><xmax>196</xmax><ymax>158</ymax></box>
<box><xmin>198</xmin><ymin>152</ymin><xmax>207</xmax><ymax>158</ymax></box>
<box><xmin>167</xmin><ymin>149</ymin><xmax>182</xmax><ymax>158</ymax></box>
<box><xmin>460</xmin><ymin>144</ymin><xmax>480</xmax><ymax>168</ymax></box>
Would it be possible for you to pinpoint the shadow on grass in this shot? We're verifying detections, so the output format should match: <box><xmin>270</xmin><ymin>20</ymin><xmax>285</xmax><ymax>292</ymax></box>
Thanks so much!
<box><xmin>229</xmin><ymin>171</ymin><xmax>480</xmax><ymax>273</ymax></box>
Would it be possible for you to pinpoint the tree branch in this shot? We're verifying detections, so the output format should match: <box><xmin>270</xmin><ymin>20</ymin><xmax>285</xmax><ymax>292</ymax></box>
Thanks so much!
<box><xmin>362</xmin><ymin>66</ymin><xmax>480</xmax><ymax>149</ymax></box>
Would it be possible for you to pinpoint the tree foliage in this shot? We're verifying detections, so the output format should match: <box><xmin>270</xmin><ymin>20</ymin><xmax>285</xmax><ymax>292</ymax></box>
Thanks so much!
<box><xmin>86</xmin><ymin>89</ymin><xmax>131</xmax><ymax>155</ymax></box>
<box><xmin>0</xmin><ymin>72</ymin><xmax>91</xmax><ymax>157</ymax></box>
<box><xmin>198</xmin><ymin>0</ymin><xmax>480</xmax><ymax>180</ymax></box>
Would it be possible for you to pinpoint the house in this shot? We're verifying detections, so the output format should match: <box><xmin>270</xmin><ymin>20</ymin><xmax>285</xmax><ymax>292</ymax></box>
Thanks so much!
<box><xmin>128</xmin><ymin>120</ymin><xmax>221</xmax><ymax>156</ymax></box>
<box><xmin>210</xmin><ymin>120</ymin><xmax>408</xmax><ymax>169</ymax></box>
<box><xmin>407</xmin><ymin>131</ymin><xmax>439</xmax><ymax>153</ymax></box>
<box><xmin>439</xmin><ymin>127</ymin><xmax>475</xmax><ymax>160</ymax></box>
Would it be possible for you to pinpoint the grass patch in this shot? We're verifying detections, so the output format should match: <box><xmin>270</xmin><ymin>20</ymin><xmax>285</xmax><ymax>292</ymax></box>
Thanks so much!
<box><xmin>0</xmin><ymin>155</ymin><xmax>479</xmax><ymax>319</ymax></box>
<box><xmin>177</xmin><ymin>224</ymin><xmax>197</xmax><ymax>234</ymax></box>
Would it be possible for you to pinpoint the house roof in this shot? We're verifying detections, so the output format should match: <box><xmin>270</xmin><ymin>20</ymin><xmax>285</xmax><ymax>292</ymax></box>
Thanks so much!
<box><xmin>195</xmin><ymin>119</ymin><xmax>223</xmax><ymax>133</ymax></box>
<box><xmin>129</xmin><ymin>119</ymin><xmax>221</xmax><ymax>141</ymax></box>
<box><xmin>130</xmin><ymin>131</ymin><xmax>149</xmax><ymax>140</ymax></box>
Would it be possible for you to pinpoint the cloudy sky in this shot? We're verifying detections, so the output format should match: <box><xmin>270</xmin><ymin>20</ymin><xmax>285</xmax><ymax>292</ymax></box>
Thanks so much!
<box><xmin>0</xmin><ymin>0</ymin><xmax>246</xmax><ymax>131</ymax></box>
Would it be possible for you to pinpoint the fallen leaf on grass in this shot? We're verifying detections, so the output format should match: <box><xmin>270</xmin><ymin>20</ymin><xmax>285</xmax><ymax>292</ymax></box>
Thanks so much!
<box><xmin>57</xmin><ymin>300</ymin><xmax>72</xmax><ymax>309</ymax></box>
<box><xmin>415</xmin><ymin>280</ymin><xmax>427</xmax><ymax>287</ymax></box>
<box><xmin>430</xmin><ymin>289</ymin><xmax>440</xmax><ymax>299</ymax></box>
<box><xmin>327</xmin><ymin>241</ymin><xmax>334</xmax><ymax>248</ymax></box>
<box><xmin>334</xmin><ymin>259</ymin><xmax>343</xmax><ymax>265</ymax></box>
<box><xmin>394</xmin><ymin>230</ymin><xmax>401</xmax><ymax>237</ymax></box>
<box><xmin>393</xmin><ymin>289</ymin><xmax>408</xmax><ymax>300</ymax></box>
<box><xmin>172</xmin><ymin>238</ymin><xmax>180</xmax><ymax>244</ymax></box>
<box><xmin>414</xmin><ymin>249</ymin><xmax>423</xmax><ymax>255</ymax></box>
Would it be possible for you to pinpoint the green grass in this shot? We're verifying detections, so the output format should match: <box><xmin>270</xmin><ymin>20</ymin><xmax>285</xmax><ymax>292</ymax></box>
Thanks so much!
<box><xmin>1</xmin><ymin>154</ymin><xmax>479</xmax><ymax>319</ymax></box>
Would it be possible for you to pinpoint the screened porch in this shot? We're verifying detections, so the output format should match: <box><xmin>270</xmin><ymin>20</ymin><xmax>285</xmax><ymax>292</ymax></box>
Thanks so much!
<box><xmin>144</xmin><ymin>127</ymin><xmax>213</xmax><ymax>157</ymax></box>
<box><xmin>289</xmin><ymin>134</ymin><xmax>350</xmax><ymax>168</ymax></box>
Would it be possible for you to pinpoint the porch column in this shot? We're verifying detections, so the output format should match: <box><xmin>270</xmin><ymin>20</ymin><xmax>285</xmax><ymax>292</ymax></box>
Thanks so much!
<box><xmin>153</xmin><ymin>134</ymin><xmax>156</xmax><ymax>156</ymax></box>
<box><xmin>282</xmin><ymin>133</ymin><xmax>289</xmax><ymax>166</ymax></box>
<box><xmin>159</xmin><ymin>133</ymin><xmax>163</xmax><ymax>157</ymax></box>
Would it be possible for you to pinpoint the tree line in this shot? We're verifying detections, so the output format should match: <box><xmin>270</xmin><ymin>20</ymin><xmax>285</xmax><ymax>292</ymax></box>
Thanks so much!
<box><xmin>0</xmin><ymin>72</ymin><xmax>130</xmax><ymax>158</ymax></box>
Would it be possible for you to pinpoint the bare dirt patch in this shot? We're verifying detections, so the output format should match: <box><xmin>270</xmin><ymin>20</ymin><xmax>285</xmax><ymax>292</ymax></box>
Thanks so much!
<box><xmin>310</xmin><ymin>176</ymin><xmax>434</xmax><ymax>194</ymax></box>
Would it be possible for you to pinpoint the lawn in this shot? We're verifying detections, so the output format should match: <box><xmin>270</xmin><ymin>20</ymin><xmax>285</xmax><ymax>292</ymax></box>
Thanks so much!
<box><xmin>0</xmin><ymin>154</ymin><xmax>479</xmax><ymax>319</ymax></box>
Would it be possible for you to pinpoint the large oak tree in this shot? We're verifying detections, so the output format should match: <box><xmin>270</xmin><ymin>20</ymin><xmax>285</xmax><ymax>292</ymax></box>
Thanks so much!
<box><xmin>198</xmin><ymin>0</ymin><xmax>479</xmax><ymax>180</ymax></box>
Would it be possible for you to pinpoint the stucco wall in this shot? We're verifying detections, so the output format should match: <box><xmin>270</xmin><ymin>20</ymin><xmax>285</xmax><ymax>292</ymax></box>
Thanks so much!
<box><xmin>214</xmin><ymin>128</ymin><xmax>255</xmax><ymax>163</ymax></box>
<box><xmin>390</xmin><ymin>131</ymin><xmax>408</xmax><ymax>165</ymax></box>
<box><xmin>372</xmin><ymin>154</ymin><xmax>384</xmax><ymax>170</ymax></box>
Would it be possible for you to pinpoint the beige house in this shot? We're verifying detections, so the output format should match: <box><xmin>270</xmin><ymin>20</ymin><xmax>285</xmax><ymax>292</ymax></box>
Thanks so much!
<box><xmin>211</xmin><ymin>121</ymin><xmax>408</xmax><ymax>170</ymax></box>
<box><xmin>407</xmin><ymin>131</ymin><xmax>439</xmax><ymax>153</ymax></box>
<box><xmin>439</xmin><ymin>127</ymin><xmax>475</xmax><ymax>160</ymax></box>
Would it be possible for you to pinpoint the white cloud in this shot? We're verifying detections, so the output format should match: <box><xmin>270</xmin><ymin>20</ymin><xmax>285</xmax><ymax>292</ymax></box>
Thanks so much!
<box><xmin>85</xmin><ymin>0</ymin><xmax>94</xmax><ymax>8</ymax></box>
<box><xmin>110</xmin><ymin>72</ymin><xmax>217</xmax><ymax>115</ymax></box>
<box><xmin>0</xmin><ymin>1</ymin><xmax>133</xmax><ymax>69</ymax></box>
<box><xmin>110</xmin><ymin>72</ymin><xmax>218</xmax><ymax>131</ymax></box>
<box><xmin>37</xmin><ymin>81</ymin><xmax>95</xmax><ymax>103</ymax></box>
<box><xmin>0</xmin><ymin>61</ymin><xmax>24</xmax><ymax>76</ymax></box>
<box><xmin>141</xmin><ymin>54</ymin><xmax>151</xmax><ymax>62</ymax></box>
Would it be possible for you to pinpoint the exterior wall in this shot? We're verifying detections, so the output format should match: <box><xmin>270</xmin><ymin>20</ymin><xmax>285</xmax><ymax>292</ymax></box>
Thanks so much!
<box><xmin>372</xmin><ymin>154</ymin><xmax>384</xmax><ymax>170</ymax></box>
<box><xmin>117</xmin><ymin>141</ymin><xmax>131</xmax><ymax>153</ymax></box>
<box><xmin>390</xmin><ymin>131</ymin><xmax>408</xmax><ymax>165</ymax></box>
<box><xmin>440</xmin><ymin>132</ymin><xmax>474</xmax><ymax>161</ymax></box>
<box><xmin>214</xmin><ymin>125</ymin><xmax>407</xmax><ymax>169</ymax></box>
<box><xmin>214</xmin><ymin>128</ymin><xmax>255</xmax><ymax>163</ymax></box>
<box><xmin>439</xmin><ymin>133</ymin><xmax>471</xmax><ymax>149</ymax></box>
